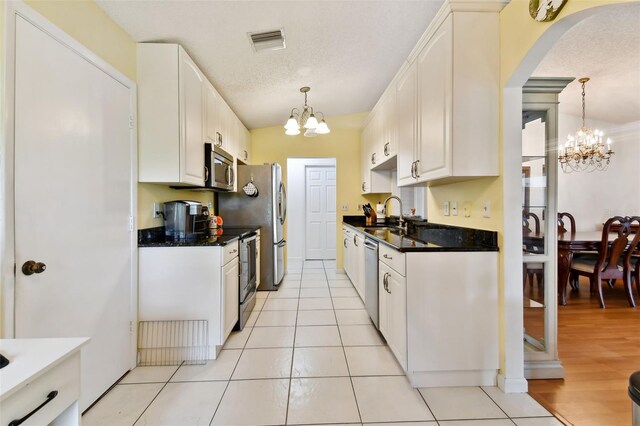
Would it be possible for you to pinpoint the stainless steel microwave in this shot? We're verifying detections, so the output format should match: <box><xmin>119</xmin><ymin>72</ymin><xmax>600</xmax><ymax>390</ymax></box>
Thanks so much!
<box><xmin>205</xmin><ymin>143</ymin><xmax>234</xmax><ymax>191</ymax></box>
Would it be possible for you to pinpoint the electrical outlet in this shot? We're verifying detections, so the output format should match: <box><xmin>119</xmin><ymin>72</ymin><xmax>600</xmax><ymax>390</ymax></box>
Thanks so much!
<box><xmin>463</xmin><ymin>201</ymin><xmax>471</xmax><ymax>218</ymax></box>
<box><xmin>152</xmin><ymin>202</ymin><xmax>160</xmax><ymax>218</ymax></box>
<box><xmin>207</xmin><ymin>202</ymin><xmax>212</xmax><ymax>210</ymax></box>
<box><xmin>443</xmin><ymin>201</ymin><xmax>450</xmax><ymax>216</ymax></box>
<box><xmin>357</xmin><ymin>204</ymin><xmax>363</xmax><ymax>211</ymax></box>
<box><xmin>452</xmin><ymin>201</ymin><xmax>458</xmax><ymax>216</ymax></box>
<box><xmin>341</xmin><ymin>204</ymin><xmax>348</xmax><ymax>211</ymax></box>
<box><xmin>483</xmin><ymin>200</ymin><xmax>491</xmax><ymax>218</ymax></box>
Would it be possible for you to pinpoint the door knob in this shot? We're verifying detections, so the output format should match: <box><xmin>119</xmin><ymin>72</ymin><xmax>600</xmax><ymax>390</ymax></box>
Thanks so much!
<box><xmin>22</xmin><ymin>260</ymin><xmax>46</xmax><ymax>276</ymax></box>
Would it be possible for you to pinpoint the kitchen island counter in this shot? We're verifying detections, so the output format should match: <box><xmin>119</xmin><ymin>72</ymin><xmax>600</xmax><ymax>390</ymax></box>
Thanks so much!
<box><xmin>138</xmin><ymin>226</ymin><xmax>260</xmax><ymax>247</ymax></box>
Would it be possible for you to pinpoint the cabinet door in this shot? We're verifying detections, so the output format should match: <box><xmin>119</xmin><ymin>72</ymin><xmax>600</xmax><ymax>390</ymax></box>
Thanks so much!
<box><xmin>416</xmin><ymin>16</ymin><xmax>452</xmax><ymax>181</ymax></box>
<box><xmin>204</xmin><ymin>81</ymin><xmax>220</xmax><ymax>145</ymax></box>
<box><xmin>178</xmin><ymin>48</ymin><xmax>205</xmax><ymax>185</ymax></box>
<box><xmin>396</xmin><ymin>61</ymin><xmax>418</xmax><ymax>186</ymax></box>
<box><xmin>222</xmin><ymin>259</ymin><xmax>239</xmax><ymax>341</ymax></box>
<box><xmin>360</xmin><ymin>124</ymin><xmax>371</xmax><ymax>194</ymax></box>
<box><xmin>378</xmin><ymin>261</ymin><xmax>390</xmax><ymax>340</ymax></box>
<box><xmin>381</xmin><ymin>91</ymin><xmax>397</xmax><ymax>160</ymax></box>
<box><xmin>354</xmin><ymin>233</ymin><xmax>366</xmax><ymax>303</ymax></box>
<box><xmin>387</xmin><ymin>268</ymin><xmax>407</xmax><ymax>371</ymax></box>
<box><xmin>343</xmin><ymin>229</ymin><xmax>352</xmax><ymax>278</ymax></box>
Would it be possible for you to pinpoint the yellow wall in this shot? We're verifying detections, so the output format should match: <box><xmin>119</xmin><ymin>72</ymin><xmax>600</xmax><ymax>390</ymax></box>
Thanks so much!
<box><xmin>251</xmin><ymin>112</ymin><xmax>387</xmax><ymax>268</ymax></box>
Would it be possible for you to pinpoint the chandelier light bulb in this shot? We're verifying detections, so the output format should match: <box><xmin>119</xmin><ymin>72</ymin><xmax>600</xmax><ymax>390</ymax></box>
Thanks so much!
<box><xmin>284</xmin><ymin>86</ymin><xmax>328</xmax><ymax>137</ymax></box>
<box><xmin>304</xmin><ymin>114</ymin><xmax>319</xmax><ymax>130</ymax></box>
<box><xmin>316</xmin><ymin>120</ymin><xmax>330</xmax><ymax>134</ymax></box>
<box><xmin>285</xmin><ymin>116</ymin><xmax>299</xmax><ymax>131</ymax></box>
<box><xmin>285</xmin><ymin>127</ymin><xmax>300</xmax><ymax>136</ymax></box>
<box><xmin>304</xmin><ymin>128</ymin><xmax>318</xmax><ymax>137</ymax></box>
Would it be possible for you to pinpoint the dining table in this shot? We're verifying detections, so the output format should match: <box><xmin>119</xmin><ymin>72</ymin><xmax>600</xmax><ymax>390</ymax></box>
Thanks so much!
<box><xmin>523</xmin><ymin>230</ymin><xmax>626</xmax><ymax>305</ymax></box>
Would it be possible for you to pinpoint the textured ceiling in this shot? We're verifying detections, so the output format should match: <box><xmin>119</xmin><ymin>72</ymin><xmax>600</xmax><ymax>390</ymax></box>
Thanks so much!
<box><xmin>533</xmin><ymin>3</ymin><xmax>640</xmax><ymax>124</ymax></box>
<box><xmin>97</xmin><ymin>0</ymin><xmax>444</xmax><ymax>129</ymax></box>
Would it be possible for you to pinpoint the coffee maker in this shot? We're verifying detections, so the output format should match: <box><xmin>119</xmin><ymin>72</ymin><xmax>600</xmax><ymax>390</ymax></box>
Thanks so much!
<box><xmin>163</xmin><ymin>200</ymin><xmax>209</xmax><ymax>241</ymax></box>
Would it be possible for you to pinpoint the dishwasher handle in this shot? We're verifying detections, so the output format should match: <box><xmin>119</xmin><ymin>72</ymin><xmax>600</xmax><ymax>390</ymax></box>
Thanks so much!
<box><xmin>363</xmin><ymin>240</ymin><xmax>378</xmax><ymax>250</ymax></box>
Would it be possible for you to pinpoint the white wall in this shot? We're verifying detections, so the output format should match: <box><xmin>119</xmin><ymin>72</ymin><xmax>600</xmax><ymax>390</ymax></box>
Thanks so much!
<box><xmin>287</xmin><ymin>158</ymin><xmax>336</xmax><ymax>270</ymax></box>
<box><xmin>557</xmin><ymin>114</ymin><xmax>640</xmax><ymax>231</ymax></box>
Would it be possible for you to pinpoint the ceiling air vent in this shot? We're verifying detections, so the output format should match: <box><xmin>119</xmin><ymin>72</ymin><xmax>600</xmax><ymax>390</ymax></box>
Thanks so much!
<box><xmin>248</xmin><ymin>28</ymin><xmax>286</xmax><ymax>52</ymax></box>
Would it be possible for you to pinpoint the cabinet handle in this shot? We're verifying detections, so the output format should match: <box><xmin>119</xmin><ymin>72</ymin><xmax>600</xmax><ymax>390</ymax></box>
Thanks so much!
<box><xmin>343</xmin><ymin>238</ymin><xmax>347</xmax><ymax>248</ymax></box>
<box><xmin>216</xmin><ymin>132</ymin><xmax>223</xmax><ymax>147</ymax></box>
<box><xmin>361</xmin><ymin>182</ymin><xmax>366</xmax><ymax>192</ymax></box>
<box><xmin>9</xmin><ymin>390</ymin><xmax>58</xmax><ymax>426</ymax></box>
<box><xmin>353</xmin><ymin>235</ymin><xmax>358</xmax><ymax>246</ymax></box>
<box><xmin>204</xmin><ymin>165</ymin><xmax>209</xmax><ymax>182</ymax></box>
<box><xmin>410</xmin><ymin>161</ymin><xmax>415</xmax><ymax>178</ymax></box>
<box><xmin>384</xmin><ymin>142</ymin><xmax>389</xmax><ymax>156</ymax></box>
<box><xmin>383</xmin><ymin>254</ymin><xmax>393</xmax><ymax>260</ymax></box>
<box><xmin>386</xmin><ymin>273</ymin><xmax>392</xmax><ymax>294</ymax></box>
<box><xmin>414</xmin><ymin>160</ymin><xmax>420</xmax><ymax>178</ymax></box>
<box><xmin>244</xmin><ymin>150</ymin><xmax>248</xmax><ymax>161</ymax></box>
<box><xmin>371</xmin><ymin>153</ymin><xmax>376</xmax><ymax>164</ymax></box>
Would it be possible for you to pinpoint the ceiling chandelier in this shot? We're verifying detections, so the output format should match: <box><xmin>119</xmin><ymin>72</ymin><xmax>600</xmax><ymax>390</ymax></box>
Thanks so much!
<box><xmin>284</xmin><ymin>86</ymin><xmax>330</xmax><ymax>137</ymax></box>
<box><xmin>558</xmin><ymin>77</ymin><xmax>614</xmax><ymax>173</ymax></box>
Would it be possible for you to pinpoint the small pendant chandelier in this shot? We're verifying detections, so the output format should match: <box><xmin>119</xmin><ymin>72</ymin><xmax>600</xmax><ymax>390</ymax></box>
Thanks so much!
<box><xmin>558</xmin><ymin>77</ymin><xmax>614</xmax><ymax>173</ymax></box>
<box><xmin>284</xmin><ymin>87</ymin><xmax>330</xmax><ymax>137</ymax></box>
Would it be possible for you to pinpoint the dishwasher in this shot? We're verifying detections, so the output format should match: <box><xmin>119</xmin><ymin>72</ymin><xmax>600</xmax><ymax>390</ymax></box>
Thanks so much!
<box><xmin>363</xmin><ymin>237</ymin><xmax>379</xmax><ymax>329</ymax></box>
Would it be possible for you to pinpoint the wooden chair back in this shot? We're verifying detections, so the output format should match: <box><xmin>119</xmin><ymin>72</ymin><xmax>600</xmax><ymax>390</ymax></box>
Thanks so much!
<box><xmin>597</xmin><ymin>216</ymin><xmax>636</xmax><ymax>274</ymax></box>
<box><xmin>623</xmin><ymin>216</ymin><xmax>640</xmax><ymax>269</ymax></box>
<box><xmin>558</xmin><ymin>212</ymin><xmax>576</xmax><ymax>234</ymax></box>
<box><xmin>523</xmin><ymin>211</ymin><xmax>540</xmax><ymax>234</ymax></box>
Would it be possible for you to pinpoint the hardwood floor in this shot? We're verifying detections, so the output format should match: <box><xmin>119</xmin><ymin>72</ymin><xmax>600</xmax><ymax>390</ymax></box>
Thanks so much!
<box><xmin>527</xmin><ymin>277</ymin><xmax>640</xmax><ymax>426</ymax></box>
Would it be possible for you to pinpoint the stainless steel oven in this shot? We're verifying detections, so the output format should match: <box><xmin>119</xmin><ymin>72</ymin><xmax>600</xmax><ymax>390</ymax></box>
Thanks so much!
<box><xmin>205</xmin><ymin>143</ymin><xmax>234</xmax><ymax>191</ymax></box>
<box><xmin>237</xmin><ymin>232</ymin><xmax>257</xmax><ymax>330</ymax></box>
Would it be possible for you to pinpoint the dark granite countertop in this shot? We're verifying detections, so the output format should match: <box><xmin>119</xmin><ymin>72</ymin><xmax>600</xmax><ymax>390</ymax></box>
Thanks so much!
<box><xmin>138</xmin><ymin>226</ymin><xmax>260</xmax><ymax>248</ymax></box>
<box><xmin>342</xmin><ymin>215</ymin><xmax>498</xmax><ymax>252</ymax></box>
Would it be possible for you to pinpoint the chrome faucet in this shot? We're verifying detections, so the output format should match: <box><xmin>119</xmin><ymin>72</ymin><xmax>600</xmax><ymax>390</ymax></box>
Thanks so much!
<box><xmin>383</xmin><ymin>195</ymin><xmax>405</xmax><ymax>231</ymax></box>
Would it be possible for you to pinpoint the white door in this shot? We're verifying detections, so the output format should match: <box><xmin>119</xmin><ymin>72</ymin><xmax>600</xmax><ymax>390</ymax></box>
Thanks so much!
<box><xmin>13</xmin><ymin>14</ymin><xmax>135</xmax><ymax>410</ymax></box>
<box><xmin>305</xmin><ymin>166</ymin><xmax>337</xmax><ymax>259</ymax></box>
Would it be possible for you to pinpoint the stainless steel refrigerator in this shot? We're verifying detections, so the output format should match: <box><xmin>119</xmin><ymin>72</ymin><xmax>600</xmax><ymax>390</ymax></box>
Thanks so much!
<box><xmin>218</xmin><ymin>164</ymin><xmax>286</xmax><ymax>290</ymax></box>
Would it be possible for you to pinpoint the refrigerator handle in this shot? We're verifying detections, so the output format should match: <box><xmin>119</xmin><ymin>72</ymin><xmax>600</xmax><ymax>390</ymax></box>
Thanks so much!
<box><xmin>277</xmin><ymin>239</ymin><xmax>287</xmax><ymax>247</ymax></box>
<box><xmin>279</xmin><ymin>183</ymin><xmax>287</xmax><ymax>224</ymax></box>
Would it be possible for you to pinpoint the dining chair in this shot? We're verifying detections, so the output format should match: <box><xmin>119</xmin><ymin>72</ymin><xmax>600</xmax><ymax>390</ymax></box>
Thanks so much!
<box><xmin>623</xmin><ymin>216</ymin><xmax>640</xmax><ymax>304</ymax></box>
<box><xmin>557</xmin><ymin>212</ymin><xmax>576</xmax><ymax>234</ymax></box>
<box><xmin>523</xmin><ymin>211</ymin><xmax>544</xmax><ymax>292</ymax></box>
<box><xmin>570</xmin><ymin>216</ymin><xmax>637</xmax><ymax>308</ymax></box>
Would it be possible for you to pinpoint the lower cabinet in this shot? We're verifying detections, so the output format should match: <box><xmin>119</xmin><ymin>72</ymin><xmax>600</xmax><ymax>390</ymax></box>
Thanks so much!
<box><xmin>378</xmin><ymin>260</ymin><xmax>407</xmax><ymax>371</ymax></box>
<box><xmin>376</xmin><ymin>243</ymin><xmax>498</xmax><ymax>387</ymax></box>
<box><xmin>138</xmin><ymin>243</ymin><xmax>240</xmax><ymax>358</ymax></box>
<box><xmin>354</xmin><ymin>232</ymin><xmax>366</xmax><ymax>302</ymax></box>
<box><xmin>343</xmin><ymin>226</ymin><xmax>353</xmax><ymax>279</ymax></box>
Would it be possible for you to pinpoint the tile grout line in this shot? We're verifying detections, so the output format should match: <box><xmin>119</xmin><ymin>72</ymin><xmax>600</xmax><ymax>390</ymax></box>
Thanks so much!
<box><xmin>284</xmin><ymin>262</ymin><xmax>304</xmax><ymax>425</ymax></box>
<box><xmin>130</xmin><ymin>362</ymin><xmax>184</xmax><ymax>426</ymax></box>
<box><xmin>326</xmin><ymin>263</ymin><xmax>365</xmax><ymax>425</ymax></box>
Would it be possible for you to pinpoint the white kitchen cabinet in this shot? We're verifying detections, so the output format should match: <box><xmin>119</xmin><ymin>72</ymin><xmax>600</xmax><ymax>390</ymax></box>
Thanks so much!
<box><xmin>138</xmin><ymin>243</ymin><xmax>240</xmax><ymax>358</ymax></box>
<box><xmin>343</xmin><ymin>226</ymin><xmax>354</xmax><ymax>279</ymax></box>
<box><xmin>222</xmin><ymin>258</ymin><xmax>239</xmax><ymax>340</ymax></box>
<box><xmin>138</xmin><ymin>43</ymin><xmax>205</xmax><ymax>186</ymax></box>
<box><xmin>204</xmin><ymin>80</ymin><xmax>221</xmax><ymax>146</ymax></box>
<box><xmin>237</xmin><ymin>123</ymin><xmax>251</xmax><ymax>164</ymax></box>
<box><xmin>395</xmin><ymin>10</ymin><xmax>499</xmax><ymax>186</ymax></box>
<box><xmin>360</xmin><ymin>118</ymin><xmax>392</xmax><ymax>194</ymax></box>
<box><xmin>405</xmin><ymin>250</ymin><xmax>498</xmax><ymax>387</ymax></box>
<box><xmin>353</xmin><ymin>232</ymin><xmax>366</xmax><ymax>302</ymax></box>
<box><xmin>378</xmin><ymin>260</ymin><xmax>407</xmax><ymax>371</ymax></box>
<box><xmin>0</xmin><ymin>338</ymin><xmax>88</xmax><ymax>426</ymax></box>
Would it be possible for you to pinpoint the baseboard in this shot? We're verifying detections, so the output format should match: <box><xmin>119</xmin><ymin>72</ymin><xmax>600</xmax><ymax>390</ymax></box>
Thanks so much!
<box><xmin>524</xmin><ymin>360</ymin><xmax>565</xmax><ymax>380</ymax></box>
<box><xmin>287</xmin><ymin>257</ymin><xmax>303</xmax><ymax>270</ymax></box>
<box><xmin>407</xmin><ymin>370</ymin><xmax>498</xmax><ymax>388</ymax></box>
<box><xmin>497</xmin><ymin>374</ymin><xmax>529</xmax><ymax>393</ymax></box>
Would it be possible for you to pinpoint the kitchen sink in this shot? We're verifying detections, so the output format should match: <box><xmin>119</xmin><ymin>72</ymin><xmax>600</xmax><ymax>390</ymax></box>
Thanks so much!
<box><xmin>363</xmin><ymin>226</ymin><xmax>407</xmax><ymax>236</ymax></box>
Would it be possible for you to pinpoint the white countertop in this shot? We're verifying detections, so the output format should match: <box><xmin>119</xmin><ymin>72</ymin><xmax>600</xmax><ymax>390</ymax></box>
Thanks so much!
<box><xmin>0</xmin><ymin>337</ymin><xmax>89</xmax><ymax>401</ymax></box>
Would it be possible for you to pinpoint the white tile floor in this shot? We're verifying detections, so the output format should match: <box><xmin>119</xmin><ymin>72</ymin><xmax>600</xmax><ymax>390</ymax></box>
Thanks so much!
<box><xmin>83</xmin><ymin>260</ymin><xmax>562</xmax><ymax>426</ymax></box>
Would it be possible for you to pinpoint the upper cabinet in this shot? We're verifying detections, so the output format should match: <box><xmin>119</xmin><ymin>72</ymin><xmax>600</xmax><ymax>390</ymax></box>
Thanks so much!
<box><xmin>138</xmin><ymin>43</ymin><xmax>251</xmax><ymax>187</ymax></box>
<box><xmin>398</xmin><ymin>10</ymin><xmax>499</xmax><ymax>185</ymax></box>
<box><xmin>138</xmin><ymin>44</ymin><xmax>205</xmax><ymax>186</ymax></box>
<box><xmin>364</xmin><ymin>3</ymin><xmax>500</xmax><ymax>188</ymax></box>
<box><xmin>360</xmin><ymin>114</ymin><xmax>392</xmax><ymax>194</ymax></box>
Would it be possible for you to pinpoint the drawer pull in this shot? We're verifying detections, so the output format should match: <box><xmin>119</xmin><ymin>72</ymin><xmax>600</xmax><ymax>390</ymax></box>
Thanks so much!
<box><xmin>9</xmin><ymin>390</ymin><xmax>58</xmax><ymax>426</ymax></box>
<box><xmin>383</xmin><ymin>254</ymin><xmax>393</xmax><ymax>260</ymax></box>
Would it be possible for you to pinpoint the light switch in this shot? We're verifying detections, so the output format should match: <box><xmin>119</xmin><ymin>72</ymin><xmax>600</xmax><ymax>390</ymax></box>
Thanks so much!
<box><xmin>342</xmin><ymin>204</ymin><xmax>348</xmax><ymax>211</ymax></box>
<box><xmin>463</xmin><ymin>202</ymin><xmax>471</xmax><ymax>218</ymax></box>
<box><xmin>152</xmin><ymin>202</ymin><xmax>160</xmax><ymax>218</ymax></box>
<box><xmin>443</xmin><ymin>201</ymin><xmax>450</xmax><ymax>216</ymax></box>
<box><xmin>483</xmin><ymin>201</ymin><xmax>491</xmax><ymax>218</ymax></box>
<box><xmin>452</xmin><ymin>201</ymin><xmax>458</xmax><ymax>216</ymax></box>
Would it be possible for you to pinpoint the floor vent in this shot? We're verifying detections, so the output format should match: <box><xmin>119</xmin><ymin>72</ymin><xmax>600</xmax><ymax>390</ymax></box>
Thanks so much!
<box><xmin>137</xmin><ymin>320</ymin><xmax>208</xmax><ymax>366</ymax></box>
